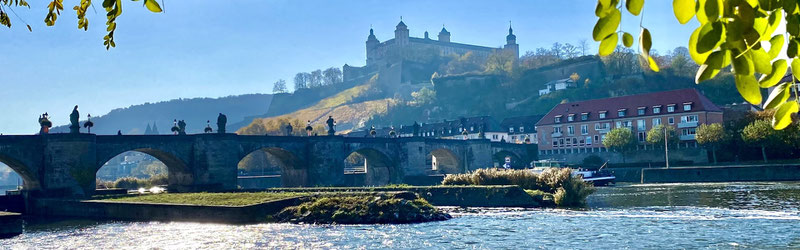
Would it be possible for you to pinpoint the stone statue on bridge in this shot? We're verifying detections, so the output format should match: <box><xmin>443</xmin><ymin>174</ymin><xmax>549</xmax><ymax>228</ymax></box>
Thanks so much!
<box><xmin>326</xmin><ymin>116</ymin><xmax>336</xmax><ymax>136</ymax></box>
<box><xmin>69</xmin><ymin>105</ymin><xmax>80</xmax><ymax>134</ymax></box>
<box><xmin>178</xmin><ymin>120</ymin><xmax>187</xmax><ymax>135</ymax></box>
<box><xmin>38</xmin><ymin>113</ymin><xmax>52</xmax><ymax>134</ymax></box>
<box><xmin>285</xmin><ymin>123</ymin><xmax>293</xmax><ymax>136</ymax></box>
<box><xmin>217</xmin><ymin>113</ymin><xmax>227</xmax><ymax>134</ymax></box>
<box><xmin>305</xmin><ymin>120</ymin><xmax>313</xmax><ymax>136</ymax></box>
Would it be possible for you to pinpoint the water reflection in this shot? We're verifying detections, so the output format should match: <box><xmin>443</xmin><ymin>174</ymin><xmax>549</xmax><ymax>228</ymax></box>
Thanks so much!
<box><xmin>3</xmin><ymin>182</ymin><xmax>800</xmax><ymax>249</ymax></box>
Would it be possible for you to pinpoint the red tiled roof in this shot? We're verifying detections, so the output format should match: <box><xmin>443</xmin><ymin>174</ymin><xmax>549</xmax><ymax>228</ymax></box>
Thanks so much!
<box><xmin>536</xmin><ymin>88</ymin><xmax>722</xmax><ymax>126</ymax></box>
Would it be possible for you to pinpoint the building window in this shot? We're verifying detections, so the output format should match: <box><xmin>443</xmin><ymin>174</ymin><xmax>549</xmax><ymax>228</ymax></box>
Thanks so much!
<box><xmin>559</xmin><ymin>138</ymin><xmax>565</xmax><ymax>145</ymax></box>
<box><xmin>581</xmin><ymin>124</ymin><xmax>588</xmax><ymax>135</ymax></box>
<box><xmin>599</xmin><ymin>112</ymin><xmax>607</xmax><ymax>119</ymax></box>
<box><xmin>667</xmin><ymin>105</ymin><xmax>676</xmax><ymax>112</ymax></box>
<box><xmin>581</xmin><ymin>113</ymin><xmax>589</xmax><ymax>121</ymax></box>
<box><xmin>637</xmin><ymin>120</ymin><xmax>646</xmax><ymax>131</ymax></box>
<box><xmin>519</xmin><ymin>127</ymin><xmax>524</xmax><ymax>133</ymax></box>
<box><xmin>568</xmin><ymin>114</ymin><xmax>575</xmax><ymax>122</ymax></box>
<box><xmin>567</xmin><ymin>126</ymin><xmax>575</xmax><ymax>135</ymax></box>
<box><xmin>553</xmin><ymin>126</ymin><xmax>562</xmax><ymax>133</ymax></box>
<box><xmin>573</xmin><ymin>138</ymin><xmax>578</xmax><ymax>144</ymax></box>
<box><xmin>553</xmin><ymin>139</ymin><xmax>558</xmax><ymax>146</ymax></box>
<box><xmin>653</xmin><ymin>106</ymin><xmax>661</xmax><ymax>114</ymax></box>
<box><xmin>586</xmin><ymin>136</ymin><xmax>592</xmax><ymax>145</ymax></box>
<box><xmin>637</xmin><ymin>107</ymin><xmax>646</xmax><ymax>115</ymax></box>
<box><xmin>594</xmin><ymin>135</ymin><xmax>599</xmax><ymax>142</ymax></box>
<box><xmin>638</xmin><ymin>132</ymin><xmax>646</xmax><ymax>142</ymax></box>
<box><xmin>681</xmin><ymin>115</ymin><xmax>699</xmax><ymax>123</ymax></box>
<box><xmin>555</xmin><ymin>116</ymin><xmax>562</xmax><ymax>123</ymax></box>
<box><xmin>653</xmin><ymin>118</ymin><xmax>662</xmax><ymax>126</ymax></box>
<box><xmin>683</xmin><ymin>103</ymin><xmax>693</xmax><ymax>111</ymax></box>
<box><xmin>509</xmin><ymin>127</ymin><xmax>514</xmax><ymax>133</ymax></box>
<box><xmin>682</xmin><ymin>128</ymin><xmax>697</xmax><ymax>135</ymax></box>
<box><xmin>618</xmin><ymin>109</ymin><xmax>627</xmax><ymax>117</ymax></box>
<box><xmin>668</xmin><ymin>117</ymin><xmax>675</xmax><ymax>124</ymax></box>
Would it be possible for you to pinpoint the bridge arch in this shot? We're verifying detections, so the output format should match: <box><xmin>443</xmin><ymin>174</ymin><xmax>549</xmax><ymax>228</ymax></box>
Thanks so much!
<box><xmin>238</xmin><ymin>147</ymin><xmax>307</xmax><ymax>187</ymax></box>
<box><xmin>493</xmin><ymin>150</ymin><xmax>523</xmax><ymax>169</ymax></box>
<box><xmin>0</xmin><ymin>153</ymin><xmax>39</xmax><ymax>190</ymax></box>
<box><xmin>427</xmin><ymin>148</ymin><xmax>462</xmax><ymax>174</ymax></box>
<box><xmin>96</xmin><ymin>149</ymin><xmax>194</xmax><ymax>190</ymax></box>
<box><xmin>343</xmin><ymin>147</ymin><xmax>396</xmax><ymax>186</ymax></box>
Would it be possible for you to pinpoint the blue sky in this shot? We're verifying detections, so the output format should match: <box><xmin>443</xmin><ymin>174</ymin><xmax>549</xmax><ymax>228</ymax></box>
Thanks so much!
<box><xmin>0</xmin><ymin>0</ymin><xmax>696</xmax><ymax>134</ymax></box>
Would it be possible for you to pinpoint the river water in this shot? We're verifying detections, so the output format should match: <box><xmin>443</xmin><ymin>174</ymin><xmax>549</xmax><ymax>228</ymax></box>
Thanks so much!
<box><xmin>3</xmin><ymin>182</ymin><xmax>800</xmax><ymax>249</ymax></box>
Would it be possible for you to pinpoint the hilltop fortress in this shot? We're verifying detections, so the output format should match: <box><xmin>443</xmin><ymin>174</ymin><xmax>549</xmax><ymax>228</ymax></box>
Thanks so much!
<box><xmin>343</xmin><ymin>20</ymin><xmax>519</xmax><ymax>95</ymax></box>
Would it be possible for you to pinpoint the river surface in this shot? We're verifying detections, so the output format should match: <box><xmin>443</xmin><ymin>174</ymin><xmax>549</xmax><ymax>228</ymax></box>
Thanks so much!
<box><xmin>3</xmin><ymin>182</ymin><xmax>800</xmax><ymax>249</ymax></box>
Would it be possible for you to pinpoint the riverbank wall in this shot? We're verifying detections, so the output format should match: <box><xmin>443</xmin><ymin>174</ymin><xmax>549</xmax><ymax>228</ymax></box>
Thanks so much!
<box><xmin>28</xmin><ymin>197</ymin><xmax>303</xmax><ymax>224</ymax></box>
<box><xmin>0</xmin><ymin>212</ymin><xmax>22</xmax><ymax>239</ymax></box>
<box><xmin>640</xmin><ymin>165</ymin><xmax>800</xmax><ymax>183</ymax></box>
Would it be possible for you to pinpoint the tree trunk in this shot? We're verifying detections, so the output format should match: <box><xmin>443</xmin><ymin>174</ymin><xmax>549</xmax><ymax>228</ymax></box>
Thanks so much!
<box><xmin>761</xmin><ymin>146</ymin><xmax>768</xmax><ymax>163</ymax></box>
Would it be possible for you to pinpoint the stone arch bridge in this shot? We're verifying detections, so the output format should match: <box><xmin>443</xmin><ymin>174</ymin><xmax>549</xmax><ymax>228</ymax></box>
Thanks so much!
<box><xmin>0</xmin><ymin>134</ymin><xmax>533</xmax><ymax>198</ymax></box>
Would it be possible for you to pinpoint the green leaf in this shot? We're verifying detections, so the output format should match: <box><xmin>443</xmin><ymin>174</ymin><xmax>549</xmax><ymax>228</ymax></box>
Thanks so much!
<box><xmin>703</xmin><ymin>0</ymin><xmax>721</xmax><ymax>23</ymax></box>
<box><xmin>789</xmin><ymin>39</ymin><xmax>799</xmax><ymax>58</ymax></box>
<box><xmin>731</xmin><ymin>50</ymin><xmax>754</xmax><ymax>75</ymax></box>
<box><xmin>646</xmin><ymin>55</ymin><xmax>660</xmax><ymax>72</ymax></box>
<box><xmin>595</xmin><ymin>0</ymin><xmax>619</xmax><ymax>17</ymax></box>
<box><xmin>735</xmin><ymin>74</ymin><xmax>762</xmax><ymax>105</ymax></box>
<box><xmin>750</xmin><ymin>49</ymin><xmax>772</xmax><ymax>74</ymax></box>
<box><xmin>696</xmin><ymin>0</ymin><xmax>709</xmax><ymax>24</ymax></box>
<box><xmin>599</xmin><ymin>33</ymin><xmax>618</xmax><ymax>56</ymax></box>
<box><xmin>761</xmin><ymin>10</ymin><xmax>782</xmax><ymax>40</ymax></box>
<box><xmin>144</xmin><ymin>0</ymin><xmax>162</xmax><ymax>13</ymax></box>
<box><xmin>767</xmin><ymin>35</ymin><xmax>784</xmax><ymax>55</ymax></box>
<box><xmin>593</xmin><ymin>9</ymin><xmax>621</xmax><ymax>41</ymax></box>
<box><xmin>626</xmin><ymin>0</ymin><xmax>644</xmax><ymax>16</ymax></box>
<box><xmin>673</xmin><ymin>0</ymin><xmax>696</xmax><ymax>24</ymax></box>
<box><xmin>696</xmin><ymin>50</ymin><xmax>728</xmax><ymax>83</ymax></box>
<box><xmin>772</xmin><ymin>101</ymin><xmax>799</xmax><ymax>130</ymax></box>
<box><xmin>622</xmin><ymin>32</ymin><xmax>633</xmax><ymax>47</ymax></box>
<box><xmin>759</xmin><ymin>59</ymin><xmax>787</xmax><ymax>88</ymax></box>
<box><xmin>689</xmin><ymin>26</ymin><xmax>712</xmax><ymax>64</ymax></box>
<box><xmin>793</xmin><ymin>58</ymin><xmax>800</xmax><ymax>80</ymax></box>
<box><xmin>696</xmin><ymin>21</ymin><xmax>725</xmax><ymax>53</ymax></box>
<box><xmin>640</xmin><ymin>28</ymin><xmax>652</xmax><ymax>54</ymax></box>
<box><xmin>764</xmin><ymin>82</ymin><xmax>791</xmax><ymax>109</ymax></box>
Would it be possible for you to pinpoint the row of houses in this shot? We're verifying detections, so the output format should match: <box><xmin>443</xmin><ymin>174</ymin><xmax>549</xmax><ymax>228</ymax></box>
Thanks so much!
<box><xmin>347</xmin><ymin>88</ymin><xmax>730</xmax><ymax>164</ymax></box>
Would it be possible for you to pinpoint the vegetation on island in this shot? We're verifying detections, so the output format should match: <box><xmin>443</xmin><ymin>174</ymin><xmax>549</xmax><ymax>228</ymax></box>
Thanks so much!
<box><xmin>590</xmin><ymin>0</ymin><xmax>800</xmax><ymax>129</ymax></box>
<box><xmin>100</xmin><ymin>192</ymin><xmax>306</xmax><ymax>206</ymax></box>
<box><xmin>275</xmin><ymin>192</ymin><xmax>451</xmax><ymax>224</ymax></box>
<box><xmin>441</xmin><ymin>168</ymin><xmax>595</xmax><ymax>207</ymax></box>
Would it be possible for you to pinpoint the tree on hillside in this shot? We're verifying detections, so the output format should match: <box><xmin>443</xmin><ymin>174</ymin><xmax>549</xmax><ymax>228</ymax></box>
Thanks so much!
<box><xmin>603</xmin><ymin>128</ymin><xmax>637</xmax><ymax>163</ymax></box>
<box><xmin>0</xmin><ymin>0</ymin><xmax>163</xmax><ymax>49</ymax></box>
<box><xmin>410</xmin><ymin>87</ymin><xmax>436</xmax><ymax>106</ymax></box>
<box><xmin>309</xmin><ymin>70</ymin><xmax>323</xmax><ymax>88</ymax></box>
<box><xmin>602</xmin><ymin>46</ymin><xmax>640</xmax><ymax>76</ymax></box>
<box><xmin>293</xmin><ymin>73</ymin><xmax>309</xmax><ymax>90</ymax></box>
<box><xmin>578</xmin><ymin>39</ymin><xmax>590</xmax><ymax>56</ymax></box>
<box><xmin>484</xmin><ymin>50</ymin><xmax>517</xmax><ymax>75</ymax></box>
<box><xmin>741</xmin><ymin>120</ymin><xmax>776</xmax><ymax>163</ymax></box>
<box><xmin>646</xmin><ymin>124</ymin><xmax>678</xmax><ymax>149</ymax></box>
<box><xmin>696</xmin><ymin>123</ymin><xmax>725</xmax><ymax>164</ymax></box>
<box><xmin>443</xmin><ymin>52</ymin><xmax>483</xmax><ymax>75</ymax></box>
<box><xmin>272</xmin><ymin>79</ymin><xmax>287</xmax><ymax>94</ymax></box>
<box><xmin>323</xmin><ymin>67</ymin><xmax>343</xmax><ymax>85</ymax></box>
<box><xmin>589</xmin><ymin>0</ymin><xmax>800</xmax><ymax>129</ymax></box>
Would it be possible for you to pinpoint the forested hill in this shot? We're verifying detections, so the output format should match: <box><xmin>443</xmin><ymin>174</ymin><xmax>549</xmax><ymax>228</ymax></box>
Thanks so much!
<box><xmin>50</xmin><ymin>94</ymin><xmax>273</xmax><ymax>135</ymax></box>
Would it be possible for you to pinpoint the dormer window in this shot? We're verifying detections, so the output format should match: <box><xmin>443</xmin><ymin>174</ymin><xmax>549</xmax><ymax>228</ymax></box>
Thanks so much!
<box><xmin>599</xmin><ymin>111</ymin><xmax>607</xmax><ymax>119</ymax></box>
<box><xmin>509</xmin><ymin>127</ymin><xmax>514</xmax><ymax>133</ymax></box>
<box><xmin>653</xmin><ymin>105</ymin><xmax>662</xmax><ymax>114</ymax></box>
<box><xmin>667</xmin><ymin>104</ymin><xmax>676</xmax><ymax>112</ymax></box>
<box><xmin>581</xmin><ymin>113</ymin><xmax>589</xmax><ymax>121</ymax></box>
<box><xmin>567</xmin><ymin>114</ymin><xmax>575</xmax><ymax>122</ymax></box>
<box><xmin>555</xmin><ymin>115</ymin><xmax>562</xmax><ymax>123</ymax></box>
<box><xmin>637</xmin><ymin>107</ymin><xmax>646</xmax><ymax>115</ymax></box>
<box><xmin>683</xmin><ymin>102</ymin><xmax>693</xmax><ymax>111</ymax></box>
<box><xmin>618</xmin><ymin>109</ymin><xmax>627</xmax><ymax>117</ymax></box>
<box><xmin>519</xmin><ymin>127</ymin><xmax>525</xmax><ymax>133</ymax></box>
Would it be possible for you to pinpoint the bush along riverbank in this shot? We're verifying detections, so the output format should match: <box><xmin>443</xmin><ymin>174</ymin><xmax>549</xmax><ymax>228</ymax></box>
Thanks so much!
<box><xmin>442</xmin><ymin>168</ymin><xmax>595</xmax><ymax>207</ymax></box>
<box><xmin>274</xmin><ymin>192</ymin><xmax>451</xmax><ymax>224</ymax></box>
